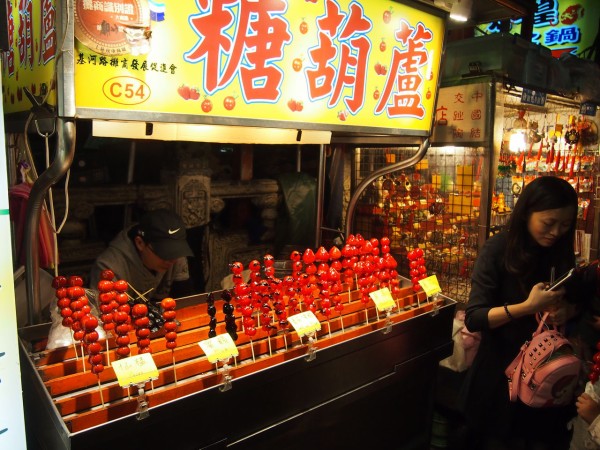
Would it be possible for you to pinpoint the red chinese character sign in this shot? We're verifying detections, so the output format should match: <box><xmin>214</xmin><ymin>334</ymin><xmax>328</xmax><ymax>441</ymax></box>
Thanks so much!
<box><xmin>431</xmin><ymin>83</ymin><xmax>490</xmax><ymax>144</ymax></box>
<box><xmin>1</xmin><ymin>0</ymin><xmax>57</xmax><ymax>114</ymax></box>
<box><xmin>73</xmin><ymin>0</ymin><xmax>445</xmax><ymax>136</ymax></box>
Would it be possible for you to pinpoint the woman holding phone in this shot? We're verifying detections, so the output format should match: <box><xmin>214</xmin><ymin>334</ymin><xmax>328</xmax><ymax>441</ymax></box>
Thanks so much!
<box><xmin>461</xmin><ymin>176</ymin><xmax>582</xmax><ymax>449</ymax></box>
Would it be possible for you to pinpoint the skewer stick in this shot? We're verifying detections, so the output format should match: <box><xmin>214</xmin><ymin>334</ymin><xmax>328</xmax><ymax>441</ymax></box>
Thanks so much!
<box><xmin>283</xmin><ymin>331</ymin><xmax>289</xmax><ymax>350</ymax></box>
<box><xmin>127</xmin><ymin>386</ymin><xmax>131</xmax><ymax>400</ymax></box>
<box><xmin>71</xmin><ymin>331</ymin><xmax>79</xmax><ymax>360</ymax></box>
<box><xmin>267</xmin><ymin>332</ymin><xmax>273</xmax><ymax>356</ymax></box>
<box><xmin>151</xmin><ymin>379</ymin><xmax>155</xmax><ymax>392</ymax></box>
<box><xmin>81</xmin><ymin>343</ymin><xmax>86</xmax><ymax>373</ymax></box>
<box><xmin>172</xmin><ymin>351</ymin><xmax>178</xmax><ymax>384</ymax></box>
<box><xmin>127</xmin><ymin>285</ymin><xmax>154</xmax><ymax>303</ymax></box>
<box><xmin>105</xmin><ymin>340</ymin><xmax>111</xmax><ymax>367</ymax></box>
<box><xmin>376</xmin><ymin>308</ymin><xmax>380</xmax><ymax>321</ymax></box>
<box><xmin>327</xmin><ymin>320</ymin><xmax>332</xmax><ymax>338</ymax></box>
<box><xmin>249</xmin><ymin>338</ymin><xmax>256</xmax><ymax>362</ymax></box>
<box><xmin>339</xmin><ymin>312</ymin><xmax>345</xmax><ymax>333</ymax></box>
<box><xmin>365</xmin><ymin>308</ymin><xmax>369</xmax><ymax>324</ymax></box>
<box><xmin>97</xmin><ymin>379</ymin><xmax>105</xmax><ymax>407</ymax></box>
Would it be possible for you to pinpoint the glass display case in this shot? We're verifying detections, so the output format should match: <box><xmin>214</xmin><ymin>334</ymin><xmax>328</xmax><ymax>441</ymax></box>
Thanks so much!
<box><xmin>348</xmin><ymin>77</ymin><xmax>599</xmax><ymax>304</ymax></box>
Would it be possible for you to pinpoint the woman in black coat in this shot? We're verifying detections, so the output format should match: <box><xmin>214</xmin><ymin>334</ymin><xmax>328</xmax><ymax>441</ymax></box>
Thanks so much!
<box><xmin>462</xmin><ymin>176</ymin><xmax>582</xmax><ymax>450</ymax></box>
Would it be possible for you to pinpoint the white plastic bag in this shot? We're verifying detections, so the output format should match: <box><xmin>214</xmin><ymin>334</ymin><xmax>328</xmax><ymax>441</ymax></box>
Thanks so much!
<box><xmin>439</xmin><ymin>310</ymin><xmax>480</xmax><ymax>372</ymax></box>
<box><xmin>46</xmin><ymin>289</ymin><xmax>106</xmax><ymax>350</ymax></box>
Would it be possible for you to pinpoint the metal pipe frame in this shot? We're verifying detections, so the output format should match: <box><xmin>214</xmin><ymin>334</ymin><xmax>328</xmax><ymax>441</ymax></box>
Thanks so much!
<box><xmin>344</xmin><ymin>138</ymin><xmax>430</xmax><ymax>238</ymax></box>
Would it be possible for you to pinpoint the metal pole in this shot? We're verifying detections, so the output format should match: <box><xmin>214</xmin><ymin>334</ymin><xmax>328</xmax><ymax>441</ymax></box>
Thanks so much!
<box><xmin>345</xmin><ymin>138</ymin><xmax>430</xmax><ymax>239</ymax></box>
<box><xmin>25</xmin><ymin>119</ymin><xmax>76</xmax><ymax>324</ymax></box>
<box><xmin>315</xmin><ymin>144</ymin><xmax>326</xmax><ymax>248</ymax></box>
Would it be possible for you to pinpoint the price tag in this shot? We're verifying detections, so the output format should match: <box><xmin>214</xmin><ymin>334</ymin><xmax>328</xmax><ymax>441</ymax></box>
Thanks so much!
<box><xmin>288</xmin><ymin>311</ymin><xmax>321</xmax><ymax>338</ymax></box>
<box><xmin>369</xmin><ymin>287</ymin><xmax>396</xmax><ymax>312</ymax></box>
<box><xmin>112</xmin><ymin>353</ymin><xmax>159</xmax><ymax>387</ymax></box>
<box><xmin>521</xmin><ymin>88</ymin><xmax>546</xmax><ymax>107</ymax></box>
<box><xmin>199</xmin><ymin>334</ymin><xmax>239</xmax><ymax>364</ymax></box>
<box><xmin>418</xmin><ymin>275</ymin><xmax>442</xmax><ymax>297</ymax></box>
<box><xmin>580</xmin><ymin>102</ymin><xmax>597</xmax><ymax>116</ymax></box>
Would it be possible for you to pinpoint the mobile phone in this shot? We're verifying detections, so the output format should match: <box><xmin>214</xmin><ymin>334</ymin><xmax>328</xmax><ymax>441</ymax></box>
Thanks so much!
<box><xmin>545</xmin><ymin>268</ymin><xmax>575</xmax><ymax>291</ymax></box>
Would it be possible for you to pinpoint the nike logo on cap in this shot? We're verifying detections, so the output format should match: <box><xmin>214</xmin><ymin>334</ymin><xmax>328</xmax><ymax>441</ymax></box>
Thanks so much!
<box><xmin>168</xmin><ymin>228</ymin><xmax>181</xmax><ymax>235</ymax></box>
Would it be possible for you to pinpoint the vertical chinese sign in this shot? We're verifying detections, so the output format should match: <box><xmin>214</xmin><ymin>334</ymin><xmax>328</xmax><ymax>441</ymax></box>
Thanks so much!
<box><xmin>74</xmin><ymin>0</ymin><xmax>445</xmax><ymax>136</ymax></box>
<box><xmin>431</xmin><ymin>82</ymin><xmax>490</xmax><ymax>144</ymax></box>
<box><xmin>1</xmin><ymin>0</ymin><xmax>57</xmax><ymax>114</ymax></box>
<box><xmin>0</xmin><ymin>77</ymin><xmax>27</xmax><ymax>449</ymax></box>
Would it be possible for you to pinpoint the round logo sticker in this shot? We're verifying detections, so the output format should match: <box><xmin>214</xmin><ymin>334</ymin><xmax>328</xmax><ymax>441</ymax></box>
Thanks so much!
<box><xmin>74</xmin><ymin>0</ymin><xmax>150</xmax><ymax>56</ymax></box>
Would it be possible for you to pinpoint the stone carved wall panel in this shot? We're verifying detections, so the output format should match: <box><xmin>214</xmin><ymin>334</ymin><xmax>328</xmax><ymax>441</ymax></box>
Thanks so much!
<box><xmin>176</xmin><ymin>176</ymin><xmax>210</xmax><ymax>228</ymax></box>
<box><xmin>206</xmin><ymin>231</ymin><xmax>270</xmax><ymax>291</ymax></box>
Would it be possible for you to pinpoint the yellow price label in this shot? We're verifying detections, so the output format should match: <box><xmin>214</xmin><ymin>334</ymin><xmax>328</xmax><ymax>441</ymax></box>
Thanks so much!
<box><xmin>369</xmin><ymin>287</ymin><xmax>396</xmax><ymax>312</ymax></box>
<box><xmin>112</xmin><ymin>353</ymin><xmax>159</xmax><ymax>387</ymax></box>
<box><xmin>199</xmin><ymin>334</ymin><xmax>239</xmax><ymax>364</ymax></box>
<box><xmin>418</xmin><ymin>275</ymin><xmax>442</xmax><ymax>297</ymax></box>
<box><xmin>288</xmin><ymin>311</ymin><xmax>321</xmax><ymax>338</ymax></box>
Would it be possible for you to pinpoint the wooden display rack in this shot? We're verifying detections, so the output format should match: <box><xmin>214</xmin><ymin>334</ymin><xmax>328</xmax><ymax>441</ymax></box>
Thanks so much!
<box><xmin>20</xmin><ymin>282</ymin><xmax>454</xmax><ymax>450</ymax></box>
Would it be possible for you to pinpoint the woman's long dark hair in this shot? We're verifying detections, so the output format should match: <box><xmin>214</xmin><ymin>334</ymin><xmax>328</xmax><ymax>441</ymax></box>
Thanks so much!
<box><xmin>504</xmin><ymin>176</ymin><xmax>578</xmax><ymax>277</ymax></box>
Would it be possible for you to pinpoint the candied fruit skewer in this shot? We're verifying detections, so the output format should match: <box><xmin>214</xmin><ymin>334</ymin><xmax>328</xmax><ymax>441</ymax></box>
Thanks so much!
<box><xmin>161</xmin><ymin>297</ymin><xmax>178</xmax><ymax>384</ymax></box>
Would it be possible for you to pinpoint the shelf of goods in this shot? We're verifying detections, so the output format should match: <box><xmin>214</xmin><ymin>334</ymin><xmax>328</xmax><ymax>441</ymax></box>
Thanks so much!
<box><xmin>19</xmin><ymin>282</ymin><xmax>456</xmax><ymax>450</ymax></box>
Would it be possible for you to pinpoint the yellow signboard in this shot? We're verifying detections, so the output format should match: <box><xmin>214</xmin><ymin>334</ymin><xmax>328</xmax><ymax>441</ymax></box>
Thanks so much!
<box><xmin>199</xmin><ymin>333</ymin><xmax>239</xmax><ymax>364</ymax></box>
<box><xmin>1</xmin><ymin>0</ymin><xmax>57</xmax><ymax>115</ymax></box>
<box><xmin>418</xmin><ymin>274</ymin><xmax>442</xmax><ymax>297</ymax></box>
<box><xmin>111</xmin><ymin>352</ymin><xmax>159</xmax><ymax>387</ymax></box>
<box><xmin>73</xmin><ymin>0</ymin><xmax>445</xmax><ymax>135</ymax></box>
<box><xmin>287</xmin><ymin>310</ymin><xmax>322</xmax><ymax>338</ymax></box>
<box><xmin>369</xmin><ymin>287</ymin><xmax>396</xmax><ymax>311</ymax></box>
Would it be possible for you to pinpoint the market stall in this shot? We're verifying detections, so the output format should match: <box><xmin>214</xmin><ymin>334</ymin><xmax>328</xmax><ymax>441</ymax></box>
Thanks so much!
<box><xmin>20</xmin><ymin>283</ymin><xmax>456</xmax><ymax>450</ymax></box>
<box><xmin>2</xmin><ymin>1</ymin><xmax>457</xmax><ymax>449</ymax></box>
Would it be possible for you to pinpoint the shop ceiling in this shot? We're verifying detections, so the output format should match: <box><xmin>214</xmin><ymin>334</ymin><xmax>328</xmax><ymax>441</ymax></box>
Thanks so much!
<box><xmin>415</xmin><ymin>0</ymin><xmax>534</xmax><ymax>30</ymax></box>
<box><xmin>455</xmin><ymin>0</ymin><xmax>532</xmax><ymax>24</ymax></box>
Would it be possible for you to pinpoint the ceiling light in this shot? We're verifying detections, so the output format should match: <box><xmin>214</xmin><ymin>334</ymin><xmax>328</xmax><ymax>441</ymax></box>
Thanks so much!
<box><xmin>509</xmin><ymin>130</ymin><xmax>526</xmax><ymax>153</ymax></box>
<box><xmin>91</xmin><ymin>120</ymin><xmax>332</xmax><ymax>145</ymax></box>
<box><xmin>449</xmin><ymin>0</ymin><xmax>472</xmax><ymax>22</ymax></box>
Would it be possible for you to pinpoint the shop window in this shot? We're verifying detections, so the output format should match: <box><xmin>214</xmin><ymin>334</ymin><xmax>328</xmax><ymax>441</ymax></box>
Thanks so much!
<box><xmin>351</xmin><ymin>146</ymin><xmax>483</xmax><ymax>303</ymax></box>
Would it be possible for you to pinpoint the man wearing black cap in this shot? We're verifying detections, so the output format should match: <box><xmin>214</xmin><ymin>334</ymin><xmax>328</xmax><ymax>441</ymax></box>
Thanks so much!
<box><xmin>90</xmin><ymin>209</ymin><xmax>195</xmax><ymax>301</ymax></box>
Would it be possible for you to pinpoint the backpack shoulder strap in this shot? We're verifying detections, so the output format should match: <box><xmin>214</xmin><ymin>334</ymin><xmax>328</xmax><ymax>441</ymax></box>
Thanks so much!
<box><xmin>505</xmin><ymin>343</ymin><xmax>527</xmax><ymax>402</ymax></box>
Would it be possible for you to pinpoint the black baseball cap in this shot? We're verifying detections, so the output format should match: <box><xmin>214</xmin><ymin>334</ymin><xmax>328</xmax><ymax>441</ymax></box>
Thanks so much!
<box><xmin>137</xmin><ymin>209</ymin><xmax>194</xmax><ymax>260</ymax></box>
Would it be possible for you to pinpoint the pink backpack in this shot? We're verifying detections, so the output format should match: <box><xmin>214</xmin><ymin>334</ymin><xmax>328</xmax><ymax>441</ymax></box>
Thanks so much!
<box><xmin>505</xmin><ymin>312</ymin><xmax>582</xmax><ymax>407</ymax></box>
